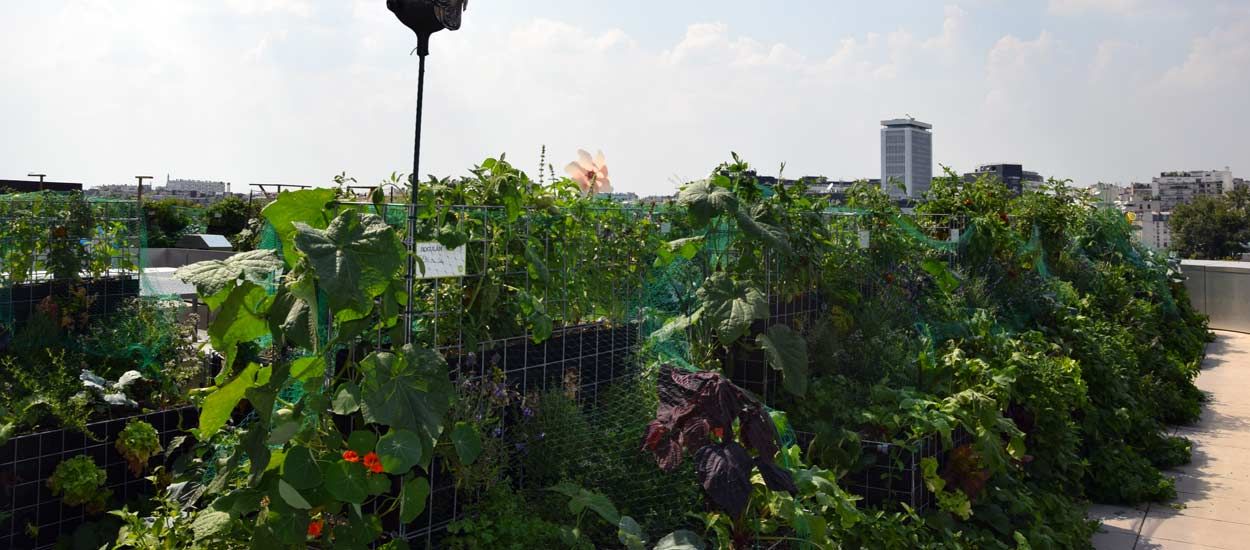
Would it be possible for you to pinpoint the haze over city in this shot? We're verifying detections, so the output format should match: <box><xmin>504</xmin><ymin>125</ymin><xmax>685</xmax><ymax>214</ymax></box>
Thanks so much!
<box><xmin>2</xmin><ymin>1</ymin><xmax>1248</xmax><ymax>196</ymax></box>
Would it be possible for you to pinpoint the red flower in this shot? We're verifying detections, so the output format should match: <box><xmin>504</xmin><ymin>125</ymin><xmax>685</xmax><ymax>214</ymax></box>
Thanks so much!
<box><xmin>307</xmin><ymin>519</ymin><xmax>323</xmax><ymax>538</ymax></box>
<box><xmin>712</xmin><ymin>427</ymin><xmax>725</xmax><ymax>440</ymax></box>
<box><xmin>363</xmin><ymin>452</ymin><xmax>383</xmax><ymax>474</ymax></box>
<box><xmin>342</xmin><ymin>450</ymin><xmax>360</xmax><ymax>463</ymax></box>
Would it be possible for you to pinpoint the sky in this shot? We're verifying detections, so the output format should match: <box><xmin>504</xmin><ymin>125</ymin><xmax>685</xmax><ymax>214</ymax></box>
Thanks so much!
<box><xmin>1</xmin><ymin>0</ymin><xmax>1248</xmax><ymax>197</ymax></box>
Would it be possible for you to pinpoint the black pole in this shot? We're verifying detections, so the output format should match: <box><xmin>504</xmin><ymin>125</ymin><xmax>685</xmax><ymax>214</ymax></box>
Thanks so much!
<box><xmin>404</xmin><ymin>50</ymin><xmax>427</xmax><ymax>346</ymax></box>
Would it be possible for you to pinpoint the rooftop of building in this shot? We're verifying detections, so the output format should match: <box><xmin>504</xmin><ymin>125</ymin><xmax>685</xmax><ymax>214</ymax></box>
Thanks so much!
<box><xmin>880</xmin><ymin>118</ymin><xmax>932</xmax><ymax>130</ymax></box>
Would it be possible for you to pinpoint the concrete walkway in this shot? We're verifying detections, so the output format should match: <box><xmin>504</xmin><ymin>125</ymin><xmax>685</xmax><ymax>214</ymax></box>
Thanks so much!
<box><xmin>1092</xmin><ymin>331</ymin><xmax>1250</xmax><ymax>550</ymax></box>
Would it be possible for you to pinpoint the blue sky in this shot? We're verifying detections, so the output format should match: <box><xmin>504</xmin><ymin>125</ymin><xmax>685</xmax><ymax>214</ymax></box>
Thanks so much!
<box><xmin>2</xmin><ymin>1</ymin><xmax>1248</xmax><ymax>196</ymax></box>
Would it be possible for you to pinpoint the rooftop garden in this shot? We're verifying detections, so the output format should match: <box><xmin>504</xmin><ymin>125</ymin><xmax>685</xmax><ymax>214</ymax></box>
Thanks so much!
<box><xmin>0</xmin><ymin>154</ymin><xmax>1209</xmax><ymax>549</ymax></box>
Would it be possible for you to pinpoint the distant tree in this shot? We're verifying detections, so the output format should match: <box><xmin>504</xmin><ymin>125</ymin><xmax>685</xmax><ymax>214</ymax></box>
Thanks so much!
<box><xmin>205</xmin><ymin>196</ymin><xmax>261</xmax><ymax>250</ymax></box>
<box><xmin>1170</xmin><ymin>188</ymin><xmax>1250</xmax><ymax>259</ymax></box>
<box><xmin>143</xmin><ymin>199</ymin><xmax>196</xmax><ymax>248</ymax></box>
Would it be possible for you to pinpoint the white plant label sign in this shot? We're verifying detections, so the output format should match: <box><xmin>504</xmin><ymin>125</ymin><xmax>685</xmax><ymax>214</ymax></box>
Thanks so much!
<box><xmin>415</xmin><ymin>242</ymin><xmax>466</xmax><ymax>278</ymax></box>
<box><xmin>858</xmin><ymin>230</ymin><xmax>871</xmax><ymax>249</ymax></box>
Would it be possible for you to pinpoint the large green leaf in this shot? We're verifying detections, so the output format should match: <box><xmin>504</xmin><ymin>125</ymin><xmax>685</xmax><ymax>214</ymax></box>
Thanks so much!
<box><xmin>678</xmin><ymin>179</ymin><xmax>739</xmax><ymax>227</ymax></box>
<box><xmin>377</xmin><ymin>429</ymin><xmax>424</xmax><ymax>474</ymax></box>
<box><xmin>618</xmin><ymin>516</ymin><xmax>646</xmax><ymax>550</ymax></box>
<box><xmin>290</xmin><ymin>356</ymin><xmax>327</xmax><ymax>388</ymax></box>
<box><xmin>400</xmin><ymin>477</ymin><xmax>430</xmax><ymax>523</ymax></box>
<box><xmin>261</xmin><ymin>188</ymin><xmax>336</xmax><ymax>267</ymax></box>
<box><xmin>240</xmin><ymin>422</ymin><xmax>272</xmax><ymax>486</ymax></box>
<box><xmin>547</xmin><ymin>481</ymin><xmax>620</xmax><ymax>525</ymax></box>
<box><xmin>451</xmin><ymin>422</ymin><xmax>482</xmax><ymax>466</ymax></box>
<box><xmin>696</xmin><ymin>273</ymin><xmax>767</xmax><ymax>347</ymax></box>
<box><xmin>359</xmin><ymin>346</ymin><xmax>453</xmax><ymax>442</ymax></box>
<box><xmin>277</xmin><ymin>479</ymin><xmax>311</xmax><ymax>509</ymax></box>
<box><xmin>655</xmin><ymin>530</ymin><xmax>706</xmax><ymax>550</ymax></box>
<box><xmin>346</xmin><ymin>431</ymin><xmax>377</xmax><ymax>454</ymax></box>
<box><xmin>293</xmin><ymin>209</ymin><xmax>404</xmax><ymax>323</ymax></box>
<box><xmin>207</xmin><ymin>282</ymin><xmax>272</xmax><ymax>377</ymax></box>
<box><xmin>921</xmin><ymin>258</ymin><xmax>960</xmax><ymax>295</ymax></box>
<box><xmin>324</xmin><ymin>461</ymin><xmax>369</xmax><ymax>504</ymax></box>
<box><xmin>269</xmin><ymin>270</ymin><xmax>320</xmax><ymax>350</ymax></box>
<box><xmin>282</xmin><ymin>445</ymin><xmax>322</xmax><ymax>490</ymax></box>
<box><xmin>190</xmin><ymin>510</ymin><xmax>233</xmax><ymax>540</ymax></box>
<box><xmin>199</xmin><ymin>362</ymin><xmax>262</xmax><ymax>439</ymax></box>
<box><xmin>734</xmin><ymin>208</ymin><xmax>793</xmax><ymax>256</ymax></box>
<box><xmin>756</xmin><ymin>324</ymin><xmax>809</xmax><ymax>397</ymax></box>
<box><xmin>175</xmin><ymin>249</ymin><xmax>283</xmax><ymax>298</ymax></box>
<box><xmin>332</xmin><ymin>381</ymin><xmax>363</xmax><ymax>415</ymax></box>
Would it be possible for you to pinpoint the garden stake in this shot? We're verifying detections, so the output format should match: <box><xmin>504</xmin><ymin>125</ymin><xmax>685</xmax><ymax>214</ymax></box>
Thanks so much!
<box><xmin>387</xmin><ymin>0</ymin><xmax>467</xmax><ymax>347</ymax></box>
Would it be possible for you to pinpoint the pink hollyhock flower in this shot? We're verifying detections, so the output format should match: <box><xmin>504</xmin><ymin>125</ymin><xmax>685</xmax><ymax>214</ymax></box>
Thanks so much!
<box><xmin>564</xmin><ymin>149</ymin><xmax>613</xmax><ymax>195</ymax></box>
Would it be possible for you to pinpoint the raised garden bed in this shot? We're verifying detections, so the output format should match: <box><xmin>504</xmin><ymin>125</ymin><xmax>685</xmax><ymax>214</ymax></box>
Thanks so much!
<box><xmin>1</xmin><ymin>276</ymin><xmax>140</xmax><ymax>332</ymax></box>
<box><xmin>0</xmin><ymin>406</ymin><xmax>195</xmax><ymax>549</ymax></box>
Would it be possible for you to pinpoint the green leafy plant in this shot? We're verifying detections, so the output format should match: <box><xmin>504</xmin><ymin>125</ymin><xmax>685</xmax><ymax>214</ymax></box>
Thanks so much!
<box><xmin>116</xmin><ymin>420</ymin><xmax>163</xmax><ymax>476</ymax></box>
<box><xmin>48</xmin><ymin>455</ymin><xmax>111</xmax><ymax>513</ymax></box>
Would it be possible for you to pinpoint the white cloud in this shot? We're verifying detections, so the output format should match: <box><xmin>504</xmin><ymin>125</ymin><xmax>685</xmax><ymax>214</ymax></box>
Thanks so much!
<box><xmin>2</xmin><ymin>2</ymin><xmax>1247</xmax><ymax>196</ymax></box>
<box><xmin>984</xmin><ymin>31</ymin><xmax>1057</xmax><ymax>109</ymax></box>
<box><xmin>1158</xmin><ymin>19</ymin><xmax>1250</xmax><ymax>89</ymax></box>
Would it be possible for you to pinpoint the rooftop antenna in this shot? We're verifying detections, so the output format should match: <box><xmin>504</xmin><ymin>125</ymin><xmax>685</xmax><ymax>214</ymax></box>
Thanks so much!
<box><xmin>27</xmin><ymin>173</ymin><xmax>46</xmax><ymax>191</ymax></box>
<box><xmin>386</xmin><ymin>0</ymin><xmax>468</xmax><ymax>350</ymax></box>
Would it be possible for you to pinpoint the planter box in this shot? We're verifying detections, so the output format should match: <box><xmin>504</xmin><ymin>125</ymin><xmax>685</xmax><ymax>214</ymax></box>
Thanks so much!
<box><xmin>0</xmin><ymin>406</ymin><xmax>195</xmax><ymax>549</ymax></box>
<box><xmin>2</xmin><ymin>276</ymin><xmax>140</xmax><ymax>331</ymax></box>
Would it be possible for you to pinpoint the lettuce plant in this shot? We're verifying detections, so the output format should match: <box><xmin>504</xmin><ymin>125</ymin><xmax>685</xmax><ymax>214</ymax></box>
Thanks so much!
<box><xmin>116</xmin><ymin>419</ymin><xmax>162</xmax><ymax>476</ymax></box>
<box><xmin>48</xmin><ymin>455</ymin><xmax>110</xmax><ymax>513</ymax></box>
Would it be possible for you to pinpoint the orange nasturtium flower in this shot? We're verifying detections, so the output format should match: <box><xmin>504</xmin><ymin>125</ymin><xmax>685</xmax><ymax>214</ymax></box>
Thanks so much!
<box><xmin>363</xmin><ymin>452</ymin><xmax>383</xmax><ymax>474</ymax></box>
<box><xmin>307</xmin><ymin>518</ymin><xmax>324</xmax><ymax>538</ymax></box>
<box><xmin>342</xmin><ymin>450</ymin><xmax>360</xmax><ymax>463</ymax></box>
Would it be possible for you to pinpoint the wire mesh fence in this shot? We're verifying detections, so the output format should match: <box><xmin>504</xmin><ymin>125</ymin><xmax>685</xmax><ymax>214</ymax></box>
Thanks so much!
<box><xmin>0</xmin><ymin>193</ymin><xmax>143</xmax><ymax>334</ymax></box>
<box><xmin>0</xmin><ymin>407</ymin><xmax>196</xmax><ymax>549</ymax></box>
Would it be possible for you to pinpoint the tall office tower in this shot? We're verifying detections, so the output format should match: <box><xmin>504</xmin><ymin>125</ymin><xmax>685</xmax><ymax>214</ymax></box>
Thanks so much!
<box><xmin>880</xmin><ymin>117</ymin><xmax>933</xmax><ymax>198</ymax></box>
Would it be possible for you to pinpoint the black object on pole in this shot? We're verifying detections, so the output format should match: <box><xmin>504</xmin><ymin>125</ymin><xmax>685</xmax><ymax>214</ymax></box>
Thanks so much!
<box><xmin>386</xmin><ymin>0</ymin><xmax>467</xmax><ymax>350</ymax></box>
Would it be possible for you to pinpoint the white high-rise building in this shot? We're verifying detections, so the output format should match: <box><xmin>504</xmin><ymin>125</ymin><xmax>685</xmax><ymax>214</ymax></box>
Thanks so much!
<box><xmin>1150</xmin><ymin>169</ymin><xmax>1232</xmax><ymax>210</ymax></box>
<box><xmin>880</xmin><ymin>117</ymin><xmax>933</xmax><ymax>198</ymax></box>
<box><xmin>166</xmin><ymin>178</ymin><xmax>227</xmax><ymax>195</ymax></box>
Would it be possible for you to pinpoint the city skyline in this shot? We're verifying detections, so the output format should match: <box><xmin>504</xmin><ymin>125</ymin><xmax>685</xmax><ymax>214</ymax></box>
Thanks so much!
<box><xmin>2</xmin><ymin>1</ymin><xmax>1248</xmax><ymax>196</ymax></box>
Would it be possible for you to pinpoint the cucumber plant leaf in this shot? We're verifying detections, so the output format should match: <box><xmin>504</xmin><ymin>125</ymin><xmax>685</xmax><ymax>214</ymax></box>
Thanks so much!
<box><xmin>696</xmin><ymin>273</ymin><xmax>766</xmax><ymax>347</ymax></box>
<box><xmin>175</xmin><ymin>249</ymin><xmax>283</xmax><ymax>298</ymax></box>
<box><xmin>207</xmin><ymin>282</ymin><xmax>272</xmax><ymax>378</ymax></box>
<box><xmin>756</xmin><ymin>324</ymin><xmax>809</xmax><ymax>397</ymax></box>
<box><xmin>261</xmin><ymin>187</ymin><xmax>336</xmax><ymax>268</ymax></box>
<box><xmin>293</xmin><ymin>209</ymin><xmax>404</xmax><ymax>323</ymax></box>
<box><xmin>734</xmin><ymin>208</ymin><xmax>793</xmax><ymax>256</ymax></box>
<box><xmin>678</xmin><ymin>179</ymin><xmax>739</xmax><ymax>227</ymax></box>
<box><xmin>199</xmin><ymin>362</ymin><xmax>262</xmax><ymax>439</ymax></box>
